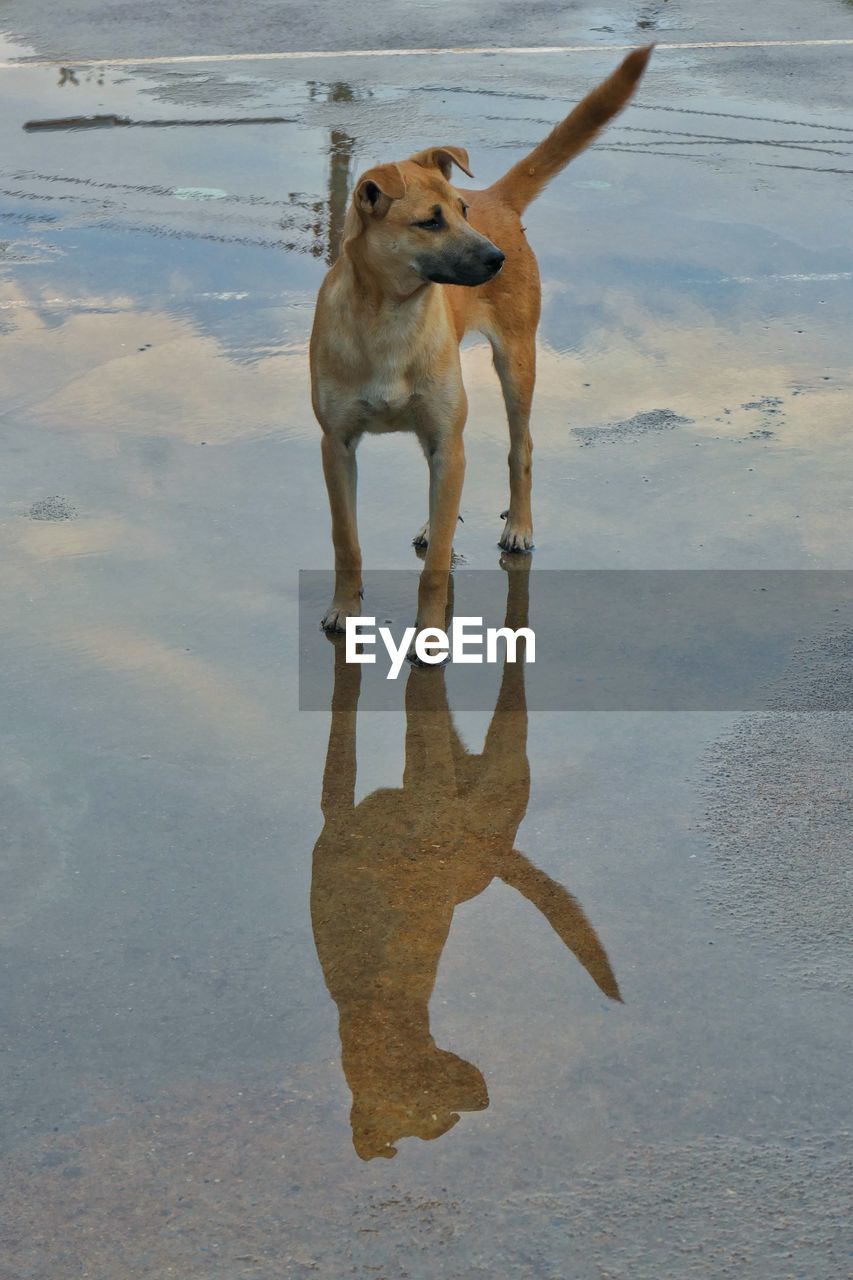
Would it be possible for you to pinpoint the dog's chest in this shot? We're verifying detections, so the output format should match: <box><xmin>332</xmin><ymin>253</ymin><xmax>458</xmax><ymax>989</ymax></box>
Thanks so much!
<box><xmin>358</xmin><ymin>374</ymin><xmax>416</xmax><ymax>420</ymax></box>
<box><xmin>315</xmin><ymin>287</ymin><xmax>456</xmax><ymax>431</ymax></box>
<box><xmin>353</xmin><ymin>330</ymin><xmax>421</xmax><ymax>424</ymax></box>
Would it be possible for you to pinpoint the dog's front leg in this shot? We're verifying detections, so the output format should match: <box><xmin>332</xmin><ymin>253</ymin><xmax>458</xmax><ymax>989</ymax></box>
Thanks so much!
<box><xmin>321</xmin><ymin>430</ymin><xmax>363</xmax><ymax>632</ymax></box>
<box><xmin>416</xmin><ymin>430</ymin><xmax>465</xmax><ymax>635</ymax></box>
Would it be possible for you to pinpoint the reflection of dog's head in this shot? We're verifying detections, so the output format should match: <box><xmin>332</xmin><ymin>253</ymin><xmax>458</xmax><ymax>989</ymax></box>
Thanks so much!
<box><xmin>346</xmin><ymin>147</ymin><xmax>505</xmax><ymax>288</ymax></box>
<box><xmin>349</xmin><ymin>1045</ymin><xmax>489</xmax><ymax>1160</ymax></box>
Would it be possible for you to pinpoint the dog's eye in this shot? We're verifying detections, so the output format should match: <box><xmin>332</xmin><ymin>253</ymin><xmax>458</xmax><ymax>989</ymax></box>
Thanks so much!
<box><xmin>460</xmin><ymin>202</ymin><xmax>469</xmax><ymax>220</ymax></box>
<box><xmin>414</xmin><ymin>217</ymin><xmax>443</xmax><ymax>230</ymax></box>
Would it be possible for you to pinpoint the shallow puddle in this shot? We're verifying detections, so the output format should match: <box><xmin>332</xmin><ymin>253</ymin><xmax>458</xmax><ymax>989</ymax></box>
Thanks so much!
<box><xmin>1</xmin><ymin>27</ymin><xmax>851</xmax><ymax>1279</ymax></box>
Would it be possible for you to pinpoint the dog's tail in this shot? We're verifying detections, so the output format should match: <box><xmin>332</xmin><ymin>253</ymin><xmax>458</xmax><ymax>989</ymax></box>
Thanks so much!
<box><xmin>487</xmin><ymin>45</ymin><xmax>653</xmax><ymax>214</ymax></box>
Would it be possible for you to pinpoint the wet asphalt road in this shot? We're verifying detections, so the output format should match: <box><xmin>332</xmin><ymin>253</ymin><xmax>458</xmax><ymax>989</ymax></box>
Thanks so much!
<box><xmin>1</xmin><ymin>0</ymin><xmax>853</xmax><ymax>60</ymax></box>
<box><xmin>1</xmin><ymin>3</ymin><xmax>852</xmax><ymax>1278</ymax></box>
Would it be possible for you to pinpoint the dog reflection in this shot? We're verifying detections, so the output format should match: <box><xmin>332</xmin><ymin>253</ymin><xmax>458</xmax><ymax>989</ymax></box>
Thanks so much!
<box><xmin>311</xmin><ymin>564</ymin><xmax>620</xmax><ymax>1159</ymax></box>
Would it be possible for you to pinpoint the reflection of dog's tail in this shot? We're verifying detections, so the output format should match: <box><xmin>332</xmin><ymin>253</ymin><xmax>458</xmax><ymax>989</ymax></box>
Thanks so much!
<box><xmin>488</xmin><ymin>45</ymin><xmax>653</xmax><ymax>214</ymax></box>
<box><xmin>499</xmin><ymin>848</ymin><xmax>622</xmax><ymax>1002</ymax></box>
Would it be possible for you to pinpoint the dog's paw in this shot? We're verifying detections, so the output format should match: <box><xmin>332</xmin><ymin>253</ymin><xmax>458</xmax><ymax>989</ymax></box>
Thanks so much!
<box><xmin>498</xmin><ymin>511</ymin><xmax>534</xmax><ymax>553</ymax></box>
<box><xmin>406</xmin><ymin>637</ymin><xmax>451</xmax><ymax>668</ymax></box>
<box><xmin>321</xmin><ymin>602</ymin><xmax>360</xmax><ymax>633</ymax></box>
<box><xmin>412</xmin><ymin>520</ymin><xmax>430</xmax><ymax>548</ymax></box>
<box><xmin>413</xmin><ymin>513</ymin><xmax>463</xmax><ymax>550</ymax></box>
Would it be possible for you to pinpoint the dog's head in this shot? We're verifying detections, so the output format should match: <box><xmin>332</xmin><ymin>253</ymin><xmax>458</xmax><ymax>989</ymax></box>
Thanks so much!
<box><xmin>348</xmin><ymin>1046</ymin><xmax>489</xmax><ymax>1160</ymax></box>
<box><xmin>345</xmin><ymin>146</ymin><xmax>505</xmax><ymax>289</ymax></box>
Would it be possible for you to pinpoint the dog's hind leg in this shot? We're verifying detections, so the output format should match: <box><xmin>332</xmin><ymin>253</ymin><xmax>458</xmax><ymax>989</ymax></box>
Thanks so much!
<box><xmin>490</xmin><ymin>330</ymin><xmax>536</xmax><ymax>552</ymax></box>
<box><xmin>321</xmin><ymin>431</ymin><xmax>363</xmax><ymax>632</ymax></box>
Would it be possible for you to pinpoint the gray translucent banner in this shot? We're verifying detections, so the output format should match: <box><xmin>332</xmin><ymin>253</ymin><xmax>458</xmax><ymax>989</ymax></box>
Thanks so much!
<box><xmin>299</xmin><ymin>570</ymin><xmax>853</xmax><ymax>711</ymax></box>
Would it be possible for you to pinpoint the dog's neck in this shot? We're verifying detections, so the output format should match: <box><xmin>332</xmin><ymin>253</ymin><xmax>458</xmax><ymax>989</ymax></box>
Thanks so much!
<box><xmin>340</xmin><ymin>236</ymin><xmax>433</xmax><ymax>309</ymax></box>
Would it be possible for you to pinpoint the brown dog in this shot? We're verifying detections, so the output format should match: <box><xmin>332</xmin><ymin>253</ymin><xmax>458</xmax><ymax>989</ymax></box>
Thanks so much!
<box><xmin>310</xmin><ymin>46</ymin><xmax>653</xmax><ymax>634</ymax></box>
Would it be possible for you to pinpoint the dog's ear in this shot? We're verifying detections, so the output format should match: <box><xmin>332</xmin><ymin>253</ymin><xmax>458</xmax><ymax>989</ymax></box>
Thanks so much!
<box><xmin>354</xmin><ymin>163</ymin><xmax>406</xmax><ymax>218</ymax></box>
<box><xmin>409</xmin><ymin>146</ymin><xmax>474</xmax><ymax>181</ymax></box>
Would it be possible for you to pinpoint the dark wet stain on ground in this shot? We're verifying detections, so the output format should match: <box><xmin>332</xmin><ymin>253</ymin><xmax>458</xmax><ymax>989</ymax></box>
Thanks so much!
<box><xmin>572</xmin><ymin>407</ymin><xmax>692</xmax><ymax>446</ymax></box>
<box><xmin>739</xmin><ymin>396</ymin><xmax>786</xmax><ymax>438</ymax></box>
<box><xmin>741</xmin><ymin>397</ymin><xmax>784</xmax><ymax>412</ymax></box>
<box><xmin>27</xmin><ymin>495</ymin><xmax>77</xmax><ymax>520</ymax></box>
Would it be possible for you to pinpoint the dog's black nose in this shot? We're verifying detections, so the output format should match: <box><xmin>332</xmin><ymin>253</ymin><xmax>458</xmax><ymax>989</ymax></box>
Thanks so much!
<box><xmin>485</xmin><ymin>248</ymin><xmax>505</xmax><ymax>272</ymax></box>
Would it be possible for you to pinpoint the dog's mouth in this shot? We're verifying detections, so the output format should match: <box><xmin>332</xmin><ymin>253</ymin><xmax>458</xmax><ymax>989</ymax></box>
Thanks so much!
<box><xmin>418</xmin><ymin>247</ymin><xmax>505</xmax><ymax>288</ymax></box>
<box><xmin>425</xmin><ymin>265</ymin><xmax>501</xmax><ymax>287</ymax></box>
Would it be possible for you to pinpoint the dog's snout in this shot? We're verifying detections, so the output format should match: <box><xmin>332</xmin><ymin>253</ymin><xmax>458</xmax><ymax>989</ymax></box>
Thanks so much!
<box><xmin>417</xmin><ymin>234</ymin><xmax>506</xmax><ymax>288</ymax></box>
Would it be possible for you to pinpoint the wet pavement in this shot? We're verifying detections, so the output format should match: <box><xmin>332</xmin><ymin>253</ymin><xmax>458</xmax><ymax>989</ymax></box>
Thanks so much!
<box><xmin>1</xmin><ymin>5</ymin><xmax>852</xmax><ymax>1278</ymax></box>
